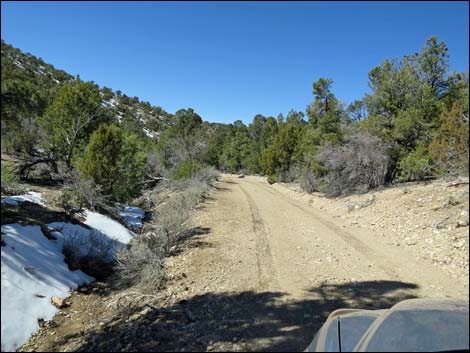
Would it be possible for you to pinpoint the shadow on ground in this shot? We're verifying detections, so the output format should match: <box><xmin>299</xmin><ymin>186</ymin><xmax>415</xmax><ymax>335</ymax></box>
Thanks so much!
<box><xmin>169</xmin><ymin>226</ymin><xmax>213</xmax><ymax>255</ymax></box>
<box><xmin>1</xmin><ymin>201</ymin><xmax>76</xmax><ymax>226</ymax></box>
<box><xmin>70</xmin><ymin>280</ymin><xmax>419</xmax><ymax>352</ymax></box>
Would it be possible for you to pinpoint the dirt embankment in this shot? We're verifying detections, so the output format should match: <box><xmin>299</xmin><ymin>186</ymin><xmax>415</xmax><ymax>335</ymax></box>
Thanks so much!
<box><xmin>20</xmin><ymin>175</ymin><xmax>469</xmax><ymax>352</ymax></box>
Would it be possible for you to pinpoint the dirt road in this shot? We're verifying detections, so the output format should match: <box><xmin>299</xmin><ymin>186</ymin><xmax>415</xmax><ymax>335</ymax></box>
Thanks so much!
<box><xmin>153</xmin><ymin>174</ymin><xmax>468</xmax><ymax>351</ymax></box>
<box><xmin>22</xmin><ymin>174</ymin><xmax>469</xmax><ymax>352</ymax></box>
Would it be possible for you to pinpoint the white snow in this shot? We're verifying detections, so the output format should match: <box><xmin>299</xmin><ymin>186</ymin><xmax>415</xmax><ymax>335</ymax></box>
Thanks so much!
<box><xmin>1</xmin><ymin>224</ymin><xmax>94</xmax><ymax>352</ymax></box>
<box><xmin>143</xmin><ymin>127</ymin><xmax>155</xmax><ymax>138</ymax></box>
<box><xmin>1</xmin><ymin>191</ymin><xmax>44</xmax><ymax>206</ymax></box>
<box><xmin>119</xmin><ymin>206</ymin><xmax>145</xmax><ymax>229</ymax></box>
<box><xmin>1</xmin><ymin>193</ymin><xmax>140</xmax><ymax>350</ymax></box>
<box><xmin>46</xmin><ymin>221</ymin><xmax>122</xmax><ymax>262</ymax></box>
<box><xmin>83</xmin><ymin>210</ymin><xmax>135</xmax><ymax>244</ymax></box>
<box><xmin>13</xmin><ymin>59</ymin><xmax>24</xmax><ymax>68</ymax></box>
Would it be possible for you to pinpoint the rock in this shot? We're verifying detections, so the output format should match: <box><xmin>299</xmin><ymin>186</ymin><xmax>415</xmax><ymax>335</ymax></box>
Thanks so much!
<box><xmin>405</xmin><ymin>238</ymin><xmax>416</xmax><ymax>246</ymax></box>
<box><xmin>38</xmin><ymin>318</ymin><xmax>46</xmax><ymax>328</ymax></box>
<box><xmin>453</xmin><ymin>242</ymin><xmax>465</xmax><ymax>249</ymax></box>
<box><xmin>456</xmin><ymin>215</ymin><xmax>469</xmax><ymax>228</ymax></box>
<box><xmin>78</xmin><ymin>286</ymin><xmax>90</xmax><ymax>294</ymax></box>
<box><xmin>51</xmin><ymin>296</ymin><xmax>69</xmax><ymax>309</ymax></box>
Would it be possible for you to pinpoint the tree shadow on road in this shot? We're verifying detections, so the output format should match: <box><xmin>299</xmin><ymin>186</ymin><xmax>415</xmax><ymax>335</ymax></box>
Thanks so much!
<box><xmin>71</xmin><ymin>280</ymin><xmax>419</xmax><ymax>352</ymax></box>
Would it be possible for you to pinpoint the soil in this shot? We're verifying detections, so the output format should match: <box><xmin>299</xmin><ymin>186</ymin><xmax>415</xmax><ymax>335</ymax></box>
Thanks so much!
<box><xmin>19</xmin><ymin>175</ymin><xmax>469</xmax><ymax>352</ymax></box>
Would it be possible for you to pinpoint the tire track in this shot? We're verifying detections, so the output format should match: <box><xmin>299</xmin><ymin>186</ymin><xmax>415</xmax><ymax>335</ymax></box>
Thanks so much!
<box><xmin>243</xmin><ymin>178</ymin><xmax>402</xmax><ymax>280</ymax></box>
<box><xmin>238</xmin><ymin>183</ymin><xmax>278</xmax><ymax>291</ymax></box>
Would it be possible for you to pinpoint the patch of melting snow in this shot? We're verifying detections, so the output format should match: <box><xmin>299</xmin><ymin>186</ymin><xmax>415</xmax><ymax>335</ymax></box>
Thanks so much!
<box><xmin>83</xmin><ymin>209</ymin><xmax>136</xmax><ymax>243</ymax></box>
<box><xmin>0</xmin><ymin>191</ymin><xmax>144</xmax><ymax>350</ymax></box>
<box><xmin>1</xmin><ymin>224</ymin><xmax>94</xmax><ymax>352</ymax></box>
<box><xmin>143</xmin><ymin>127</ymin><xmax>155</xmax><ymax>138</ymax></box>
<box><xmin>119</xmin><ymin>206</ymin><xmax>145</xmax><ymax>229</ymax></box>
<box><xmin>1</xmin><ymin>191</ymin><xmax>44</xmax><ymax>206</ymax></box>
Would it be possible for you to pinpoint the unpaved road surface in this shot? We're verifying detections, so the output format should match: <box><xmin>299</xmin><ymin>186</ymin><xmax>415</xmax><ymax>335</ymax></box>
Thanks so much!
<box><xmin>21</xmin><ymin>174</ymin><xmax>469</xmax><ymax>352</ymax></box>
<box><xmin>159</xmin><ymin>174</ymin><xmax>468</xmax><ymax>351</ymax></box>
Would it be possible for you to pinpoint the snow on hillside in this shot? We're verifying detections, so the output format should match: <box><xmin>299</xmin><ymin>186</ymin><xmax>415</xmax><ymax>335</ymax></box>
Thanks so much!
<box><xmin>1</xmin><ymin>224</ymin><xmax>94</xmax><ymax>352</ymax></box>
<box><xmin>143</xmin><ymin>127</ymin><xmax>156</xmax><ymax>138</ymax></box>
<box><xmin>1</xmin><ymin>191</ymin><xmax>44</xmax><ymax>206</ymax></box>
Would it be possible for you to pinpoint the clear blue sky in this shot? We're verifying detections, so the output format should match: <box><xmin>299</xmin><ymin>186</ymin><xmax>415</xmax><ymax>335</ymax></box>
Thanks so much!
<box><xmin>2</xmin><ymin>1</ymin><xmax>469</xmax><ymax>124</ymax></box>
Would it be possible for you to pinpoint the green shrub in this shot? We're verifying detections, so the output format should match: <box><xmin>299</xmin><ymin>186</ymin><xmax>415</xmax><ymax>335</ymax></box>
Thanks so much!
<box><xmin>78</xmin><ymin>124</ymin><xmax>147</xmax><ymax>202</ymax></box>
<box><xmin>78</xmin><ymin>124</ymin><xmax>122</xmax><ymax>194</ymax></box>
<box><xmin>1</xmin><ymin>160</ymin><xmax>18</xmax><ymax>183</ymax></box>
<box><xmin>59</xmin><ymin>190</ymin><xmax>86</xmax><ymax>216</ymax></box>
<box><xmin>267</xmin><ymin>174</ymin><xmax>277</xmax><ymax>185</ymax></box>
<box><xmin>399</xmin><ymin>144</ymin><xmax>433</xmax><ymax>181</ymax></box>
<box><xmin>171</xmin><ymin>160</ymin><xmax>202</xmax><ymax>180</ymax></box>
<box><xmin>0</xmin><ymin>160</ymin><xmax>24</xmax><ymax>195</ymax></box>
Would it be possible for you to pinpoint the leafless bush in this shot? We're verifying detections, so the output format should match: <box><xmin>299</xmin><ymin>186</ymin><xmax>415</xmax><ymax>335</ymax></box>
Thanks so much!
<box><xmin>300</xmin><ymin>167</ymin><xmax>321</xmax><ymax>193</ymax></box>
<box><xmin>141</xmin><ymin>177</ymin><xmax>210</xmax><ymax>252</ymax></box>
<box><xmin>192</xmin><ymin>166</ymin><xmax>220</xmax><ymax>184</ymax></box>
<box><xmin>62</xmin><ymin>229</ymin><xmax>117</xmax><ymax>278</ymax></box>
<box><xmin>146</xmin><ymin>151</ymin><xmax>164</xmax><ymax>178</ymax></box>
<box><xmin>115</xmin><ymin>240</ymin><xmax>164</xmax><ymax>291</ymax></box>
<box><xmin>0</xmin><ymin>181</ymin><xmax>26</xmax><ymax>196</ymax></box>
<box><xmin>148</xmin><ymin>193</ymin><xmax>190</xmax><ymax>252</ymax></box>
<box><xmin>279</xmin><ymin>165</ymin><xmax>301</xmax><ymax>183</ymax></box>
<box><xmin>164</xmin><ymin>136</ymin><xmax>208</xmax><ymax>172</ymax></box>
<box><xmin>115</xmin><ymin>174</ymin><xmax>212</xmax><ymax>290</ymax></box>
<box><xmin>184</xmin><ymin>181</ymin><xmax>209</xmax><ymax>209</ymax></box>
<box><xmin>317</xmin><ymin>131</ymin><xmax>391</xmax><ymax>196</ymax></box>
<box><xmin>62</xmin><ymin>169</ymin><xmax>103</xmax><ymax>211</ymax></box>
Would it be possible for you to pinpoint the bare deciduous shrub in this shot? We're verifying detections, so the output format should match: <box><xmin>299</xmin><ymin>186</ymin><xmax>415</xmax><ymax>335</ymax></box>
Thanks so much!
<box><xmin>192</xmin><ymin>166</ymin><xmax>220</xmax><ymax>184</ymax></box>
<box><xmin>115</xmin><ymin>240</ymin><xmax>164</xmax><ymax>291</ymax></box>
<box><xmin>317</xmin><ymin>131</ymin><xmax>391</xmax><ymax>196</ymax></box>
<box><xmin>184</xmin><ymin>181</ymin><xmax>209</xmax><ymax>209</ymax></box>
<box><xmin>279</xmin><ymin>165</ymin><xmax>301</xmax><ymax>183</ymax></box>
<box><xmin>62</xmin><ymin>169</ymin><xmax>103</xmax><ymax>210</ymax></box>
<box><xmin>62</xmin><ymin>229</ymin><xmax>117</xmax><ymax>279</ymax></box>
<box><xmin>147</xmin><ymin>193</ymin><xmax>190</xmax><ymax>252</ymax></box>
<box><xmin>1</xmin><ymin>181</ymin><xmax>26</xmax><ymax>196</ymax></box>
<box><xmin>115</xmin><ymin>174</ymin><xmax>212</xmax><ymax>291</ymax></box>
<box><xmin>300</xmin><ymin>167</ymin><xmax>320</xmax><ymax>193</ymax></box>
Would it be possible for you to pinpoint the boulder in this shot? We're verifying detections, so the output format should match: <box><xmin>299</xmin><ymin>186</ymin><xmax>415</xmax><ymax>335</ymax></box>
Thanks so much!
<box><xmin>51</xmin><ymin>296</ymin><xmax>70</xmax><ymax>309</ymax></box>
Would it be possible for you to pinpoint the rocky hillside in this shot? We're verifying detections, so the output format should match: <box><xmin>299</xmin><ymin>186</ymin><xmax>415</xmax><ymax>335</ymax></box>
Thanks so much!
<box><xmin>1</xmin><ymin>39</ymin><xmax>174</xmax><ymax>139</ymax></box>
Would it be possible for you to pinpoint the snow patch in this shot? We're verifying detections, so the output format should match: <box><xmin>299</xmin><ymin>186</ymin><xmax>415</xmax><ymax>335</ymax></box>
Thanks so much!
<box><xmin>143</xmin><ymin>127</ymin><xmax>155</xmax><ymax>138</ymax></box>
<box><xmin>119</xmin><ymin>207</ymin><xmax>145</xmax><ymax>229</ymax></box>
<box><xmin>1</xmin><ymin>192</ymin><xmax>44</xmax><ymax>206</ymax></box>
<box><xmin>83</xmin><ymin>210</ymin><xmax>135</xmax><ymax>244</ymax></box>
<box><xmin>13</xmin><ymin>59</ymin><xmax>24</xmax><ymax>68</ymax></box>
<box><xmin>46</xmin><ymin>221</ymin><xmax>123</xmax><ymax>262</ymax></box>
<box><xmin>1</xmin><ymin>224</ymin><xmax>94</xmax><ymax>352</ymax></box>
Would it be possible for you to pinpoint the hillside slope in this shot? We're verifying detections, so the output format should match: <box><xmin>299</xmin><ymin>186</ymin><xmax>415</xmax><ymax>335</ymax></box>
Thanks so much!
<box><xmin>1</xmin><ymin>39</ymin><xmax>174</xmax><ymax>139</ymax></box>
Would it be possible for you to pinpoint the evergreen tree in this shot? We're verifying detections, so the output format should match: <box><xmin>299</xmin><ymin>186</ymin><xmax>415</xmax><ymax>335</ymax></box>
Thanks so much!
<box><xmin>38</xmin><ymin>80</ymin><xmax>109</xmax><ymax>168</ymax></box>
<box><xmin>78</xmin><ymin>124</ymin><xmax>122</xmax><ymax>195</ymax></box>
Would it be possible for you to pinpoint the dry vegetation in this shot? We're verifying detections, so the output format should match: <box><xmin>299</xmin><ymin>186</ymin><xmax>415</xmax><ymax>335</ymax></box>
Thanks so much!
<box><xmin>114</xmin><ymin>167</ymin><xmax>219</xmax><ymax>292</ymax></box>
